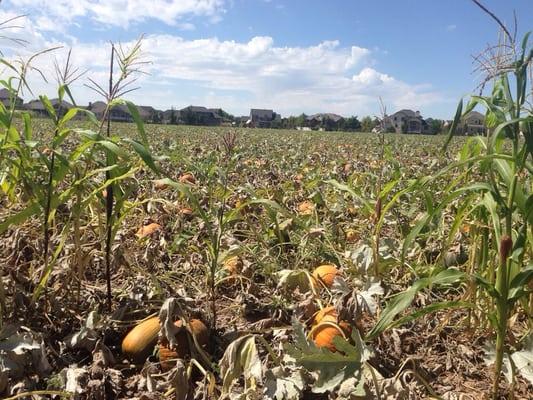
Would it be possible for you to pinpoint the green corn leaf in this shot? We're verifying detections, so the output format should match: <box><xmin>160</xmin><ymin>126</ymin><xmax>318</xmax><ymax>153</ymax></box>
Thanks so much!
<box><xmin>384</xmin><ymin>300</ymin><xmax>472</xmax><ymax>332</ymax></box>
<box><xmin>367</xmin><ymin>268</ymin><xmax>465</xmax><ymax>340</ymax></box>
<box><xmin>32</xmin><ymin>220</ymin><xmax>71</xmax><ymax>302</ymax></box>
<box><xmin>98</xmin><ymin>139</ymin><xmax>129</xmax><ymax>159</ymax></box>
<box><xmin>0</xmin><ymin>202</ymin><xmax>41</xmax><ymax>235</ymax></box>
<box><xmin>443</xmin><ymin>98</ymin><xmax>463</xmax><ymax>151</ymax></box>
<box><xmin>22</xmin><ymin>112</ymin><xmax>32</xmax><ymax>141</ymax></box>
<box><xmin>39</xmin><ymin>95</ymin><xmax>57</xmax><ymax>121</ymax></box>
<box><xmin>58</xmin><ymin>107</ymin><xmax>78</xmax><ymax>126</ymax></box>
<box><xmin>324</xmin><ymin>179</ymin><xmax>373</xmax><ymax>215</ymax></box>
<box><xmin>123</xmin><ymin>138</ymin><xmax>159</xmax><ymax>173</ymax></box>
<box><xmin>507</xmin><ymin>264</ymin><xmax>533</xmax><ymax>303</ymax></box>
<box><xmin>123</xmin><ymin>100</ymin><xmax>148</xmax><ymax>146</ymax></box>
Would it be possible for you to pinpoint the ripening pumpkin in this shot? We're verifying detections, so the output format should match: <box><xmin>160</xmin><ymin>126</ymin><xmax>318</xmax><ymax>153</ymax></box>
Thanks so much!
<box><xmin>158</xmin><ymin>319</ymin><xmax>209</xmax><ymax>371</ymax></box>
<box><xmin>122</xmin><ymin>316</ymin><xmax>160</xmax><ymax>363</ymax></box>
<box><xmin>346</xmin><ymin>229</ymin><xmax>358</xmax><ymax>243</ymax></box>
<box><xmin>223</xmin><ymin>256</ymin><xmax>243</xmax><ymax>275</ymax></box>
<box><xmin>298</xmin><ymin>201</ymin><xmax>315</xmax><ymax>216</ymax></box>
<box><xmin>312</xmin><ymin>306</ymin><xmax>338</xmax><ymax>325</ymax></box>
<box><xmin>135</xmin><ymin>222</ymin><xmax>161</xmax><ymax>239</ymax></box>
<box><xmin>179</xmin><ymin>207</ymin><xmax>194</xmax><ymax>219</ymax></box>
<box><xmin>312</xmin><ymin>264</ymin><xmax>339</xmax><ymax>288</ymax></box>
<box><xmin>179</xmin><ymin>173</ymin><xmax>196</xmax><ymax>185</ymax></box>
<box><xmin>311</xmin><ymin>321</ymin><xmax>346</xmax><ymax>352</ymax></box>
<box><xmin>347</xmin><ymin>206</ymin><xmax>358</xmax><ymax>216</ymax></box>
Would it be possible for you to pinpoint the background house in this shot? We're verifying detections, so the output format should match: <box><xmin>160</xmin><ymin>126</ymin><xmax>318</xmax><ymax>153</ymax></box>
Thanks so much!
<box><xmin>88</xmin><ymin>101</ymin><xmax>132</xmax><ymax>122</ymax></box>
<box><xmin>0</xmin><ymin>88</ymin><xmax>23</xmax><ymax>109</ymax></box>
<box><xmin>180</xmin><ymin>106</ymin><xmax>222</xmax><ymax>126</ymax></box>
<box><xmin>306</xmin><ymin>113</ymin><xmax>344</xmax><ymax>130</ymax></box>
<box><xmin>248</xmin><ymin>108</ymin><xmax>281</xmax><ymax>128</ymax></box>
<box><xmin>162</xmin><ymin>108</ymin><xmax>181</xmax><ymax>124</ymax></box>
<box><xmin>458</xmin><ymin>111</ymin><xmax>486</xmax><ymax>135</ymax></box>
<box><xmin>384</xmin><ymin>109</ymin><xmax>432</xmax><ymax>134</ymax></box>
<box><xmin>25</xmin><ymin>98</ymin><xmax>73</xmax><ymax>118</ymax></box>
<box><xmin>87</xmin><ymin>102</ymin><xmax>159</xmax><ymax>123</ymax></box>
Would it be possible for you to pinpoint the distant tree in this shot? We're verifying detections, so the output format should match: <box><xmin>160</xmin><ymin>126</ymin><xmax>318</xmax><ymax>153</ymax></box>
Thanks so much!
<box><xmin>218</xmin><ymin>109</ymin><xmax>234</xmax><ymax>122</ymax></box>
<box><xmin>295</xmin><ymin>113</ymin><xmax>307</xmax><ymax>128</ymax></box>
<box><xmin>271</xmin><ymin>118</ymin><xmax>282</xmax><ymax>129</ymax></box>
<box><xmin>360</xmin><ymin>116</ymin><xmax>375</xmax><ymax>132</ymax></box>
<box><xmin>430</xmin><ymin>119</ymin><xmax>443</xmax><ymax>134</ymax></box>
<box><xmin>170</xmin><ymin>107</ymin><xmax>177</xmax><ymax>124</ymax></box>
<box><xmin>153</xmin><ymin>111</ymin><xmax>162</xmax><ymax>124</ymax></box>
<box><xmin>343</xmin><ymin>115</ymin><xmax>361</xmax><ymax>132</ymax></box>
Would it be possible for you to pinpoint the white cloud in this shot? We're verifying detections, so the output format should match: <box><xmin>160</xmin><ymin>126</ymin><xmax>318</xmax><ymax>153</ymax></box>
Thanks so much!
<box><xmin>8</xmin><ymin>0</ymin><xmax>226</xmax><ymax>29</ymax></box>
<box><xmin>0</xmin><ymin>14</ymin><xmax>445</xmax><ymax>117</ymax></box>
<box><xmin>446</xmin><ymin>24</ymin><xmax>457</xmax><ymax>31</ymax></box>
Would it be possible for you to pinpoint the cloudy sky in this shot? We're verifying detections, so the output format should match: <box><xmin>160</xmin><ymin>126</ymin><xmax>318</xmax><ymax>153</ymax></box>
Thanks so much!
<box><xmin>1</xmin><ymin>0</ymin><xmax>530</xmax><ymax>118</ymax></box>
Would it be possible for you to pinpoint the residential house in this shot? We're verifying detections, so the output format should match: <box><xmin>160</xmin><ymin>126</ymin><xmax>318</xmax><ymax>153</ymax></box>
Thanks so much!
<box><xmin>306</xmin><ymin>113</ymin><xmax>344</xmax><ymax>130</ymax></box>
<box><xmin>162</xmin><ymin>108</ymin><xmax>181</xmax><ymax>124</ymax></box>
<box><xmin>87</xmin><ymin>101</ymin><xmax>132</xmax><ymax>122</ymax></box>
<box><xmin>248</xmin><ymin>108</ymin><xmax>281</xmax><ymax>128</ymax></box>
<box><xmin>458</xmin><ymin>111</ymin><xmax>486</xmax><ymax>135</ymax></box>
<box><xmin>0</xmin><ymin>88</ymin><xmax>23</xmax><ymax>109</ymax></box>
<box><xmin>384</xmin><ymin>109</ymin><xmax>432</xmax><ymax>134</ymax></box>
<box><xmin>138</xmin><ymin>106</ymin><xmax>159</xmax><ymax>123</ymax></box>
<box><xmin>25</xmin><ymin>98</ymin><xmax>73</xmax><ymax>118</ymax></box>
<box><xmin>87</xmin><ymin>102</ymin><xmax>159</xmax><ymax>123</ymax></box>
<box><xmin>180</xmin><ymin>106</ymin><xmax>222</xmax><ymax>126</ymax></box>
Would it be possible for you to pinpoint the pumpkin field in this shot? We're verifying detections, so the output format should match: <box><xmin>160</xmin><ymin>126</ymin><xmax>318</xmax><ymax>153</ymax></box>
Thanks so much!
<box><xmin>0</xmin><ymin>8</ymin><xmax>532</xmax><ymax>399</ymax></box>
<box><xmin>1</xmin><ymin>115</ymin><xmax>532</xmax><ymax>399</ymax></box>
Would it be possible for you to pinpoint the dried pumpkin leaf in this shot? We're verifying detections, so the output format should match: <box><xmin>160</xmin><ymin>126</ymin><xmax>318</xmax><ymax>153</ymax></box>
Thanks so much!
<box><xmin>219</xmin><ymin>334</ymin><xmax>263</xmax><ymax>395</ymax></box>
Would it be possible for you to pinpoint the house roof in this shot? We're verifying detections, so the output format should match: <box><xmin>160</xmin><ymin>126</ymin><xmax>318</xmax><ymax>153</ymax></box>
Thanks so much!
<box><xmin>393</xmin><ymin>109</ymin><xmax>417</xmax><ymax>118</ymax></box>
<box><xmin>26</xmin><ymin>98</ymin><xmax>73</xmax><ymax>111</ymax></box>
<box><xmin>250</xmin><ymin>109</ymin><xmax>274</xmax><ymax>119</ymax></box>
<box><xmin>464</xmin><ymin>111</ymin><xmax>484</xmax><ymax>120</ymax></box>
<box><xmin>307</xmin><ymin>113</ymin><xmax>344</xmax><ymax>122</ymax></box>
<box><xmin>0</xmin><ymin>88</ymin><xmax>22</xmax><ymax>101</ymax></box>
<box><xmin>181</xmin><ymin>105</ymin><xmax>210</xmax><ymax>113</ymax></box>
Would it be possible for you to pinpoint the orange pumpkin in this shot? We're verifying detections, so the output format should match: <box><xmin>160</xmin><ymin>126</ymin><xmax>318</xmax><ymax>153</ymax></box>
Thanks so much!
<box><xmin>312</xmin><ymin>264</ymin><xmax>339</xmax><ymax>288</ymax></box>
<box><xmin>135</xmin><ymin>222</ymin><xmax>161</xmax><ymax>239</ymax></box>
<box><xmin>179</xmin><ymin>173</ymin><xmax>196</xmax><ymax>185</ymax></box>
<box><xmin>298</xmin><ymin>201</ymin><xmax>315</xmax><ymax>215</ymax></box>
<box><xmin>179</xmin><ymin>207</ymin><xmax>194</xmax><ymax>218</ymax></box>
<box><xmin>122</xmin><ymin>316</ymin><xmax>160</xmax><ymax>363</ymax></box>
<box><xmin>312</xmin><ymin>321</ymin><xmax>346</xmax><ymax>352</ymax></box>
<box><xmin>346</xmin><ymin>229</ymin><xmax>358</xmax><ymax>243</ymax></box>
<box><xmin>312</xmin><ymin>306</ymin><xmax>338</xmax><ymax>325</ymax></box>
<box><xmin>159</xmin><ymin>319</ymin><xmax>209</xmax><ymax>371</ymax></box>
<box><xmin>223</xmin><ymin>256</ymin><xmax>243</xmax><ymax>275</ymax></box>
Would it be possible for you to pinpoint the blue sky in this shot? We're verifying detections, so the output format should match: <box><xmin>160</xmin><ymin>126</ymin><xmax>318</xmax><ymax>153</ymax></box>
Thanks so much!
<box><xmin>2</xmin><ymin>0</ymin><xmax>532</xmax><ymax>119</ymax></box>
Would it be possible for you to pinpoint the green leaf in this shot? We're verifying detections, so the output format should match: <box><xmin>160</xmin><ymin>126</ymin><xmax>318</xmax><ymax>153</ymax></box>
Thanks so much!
<box><xmin>32</xmin><ymin>220</ymin><xmax>71</xmax><ymax>301</ymax></box>
<box><xmin>123</xmin><ymin>138</ymin><xmax>159</xmax><ymax>173</ymax></box>
<box><xmin>507</xmin><ymin>264</ymin><xmax>533</xmax><ymax>303</ymax></box>
<box><xmin>58</xmin><ymin>107</ymin><xmax>78</xmax><ymax>126</ymax></box>
<box><xmin>39</xmin><ymin>95</ymin><xmax>57</xmax><ymax>121</ymax></box>
<box><xmin>442</xmin><ymin>98</ymin><xmax>463</xmax><ymax>151</ymax></box>
<box><xmin>285</xmin><ymin>320</ymin><xmax>368</xmax><ymax>394</ymax></box>
<box><xmin>385</xmin><ymin>300</ymin><xmax>472</xmax><ymax>331</ymax></box>
<box><xmin>98</xmin><ymin>140</ymin><xmax>129</xmax><ymax>159</ymax></box>
<box><xmin>367</xmin><ymin>269</ymin><xmax>465</xmax><ymax>339</ymax></box>
<box><xmin>325</xmin><ymin>179</ymin><xmax>373</xmax><ymax>215</ymax></box>
<box><xmin>0</xmin><ymin>202</ymin><xmax>41</xmax><ymax>234</ymax></box>
<box><xmin>123</xmin><ymin>100</ymin><xmax>148</xmax><ymax>146</ymax></box>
